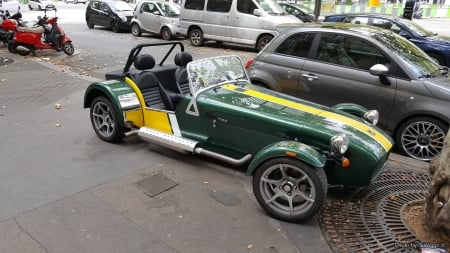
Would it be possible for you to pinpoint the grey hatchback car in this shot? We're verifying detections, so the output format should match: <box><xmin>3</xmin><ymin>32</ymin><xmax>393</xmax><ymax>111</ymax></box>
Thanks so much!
<box><xmin>245</xmin><ymin>23</ymin><xmax>450</xmax><ymax>161</ymax></box>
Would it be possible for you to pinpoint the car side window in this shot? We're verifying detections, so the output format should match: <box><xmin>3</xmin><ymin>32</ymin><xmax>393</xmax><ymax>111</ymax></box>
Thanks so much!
<box><xmin>317</xmin><ymin>33</ymin><xmax>390</xmax><ymax>71</ymax></box>
<box><xmin>275</xmin><ymin>32</ymin><xmax>315</xmax><ymax>58</ymax></box>
<box><xmin>207</xmin><ymin>0</ymin><xmax>232</xmax><ymax>12</ymax></box>
<box><xmin>91</xmin><ymin>1</ymin><xmax>100</xmax><ymax>10</ymax></box>
<box><xmin>184</xmin><ymin>0</ymin><xmax>205</xmax><ymax>10</ymax></box>
<box><xmin>343</xmin><ymin>16</ymin><xmax>369</xmax><ymax>25</ymax></box>
<box><xmin>237</xmin><ymin>0</ymin><xmax>257</xmax><ymax>14</ymax></box>
<box><xmin>372</xmin><ymin>18</ymin><xmax>394</xmax><ymax>30</ymax></box>
<box><xmin>100</xmin><ymin>2</ymin><xmax>109</xmax><ymax>12</ymax></box>
<box><xmin>316</xmin><ymin>34</ymin><xmax>357</xmax><ymax>67</ymax></box>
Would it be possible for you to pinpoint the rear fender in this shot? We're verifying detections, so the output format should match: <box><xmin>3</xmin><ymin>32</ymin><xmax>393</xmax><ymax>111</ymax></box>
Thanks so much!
<box><xmin>84</xmin><ymin>79</ymin><xmax>138</xmax><ymax>128</ymax></box>
<box><xmin>246</xmin><ymin>141</ymin><xmax>326</xmax><ymax>175</ymax></box>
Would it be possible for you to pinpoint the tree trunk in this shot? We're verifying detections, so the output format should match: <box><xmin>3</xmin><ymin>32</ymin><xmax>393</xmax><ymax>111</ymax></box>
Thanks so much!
<box><xmin>425</xmin><ymin>130</ymin><xmax>450</xmax><ymax>233</ymax></box>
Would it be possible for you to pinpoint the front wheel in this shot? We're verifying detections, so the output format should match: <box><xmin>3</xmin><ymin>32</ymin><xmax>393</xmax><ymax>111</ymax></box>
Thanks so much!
<box><xmin>131</xmin><ymin>23</ymin><xmax>141</xmax><ymax>36</ymax></box>
<box><xmin>90</xmin><ymin>96</ymin><xmax>124</xmax><ymax>143</ymax></box>
<box><xmin>256</xmin><ymin>35</ymin><xmax>273</xmax><ymax>51</ymax></box>
<box><xmin>111</xmin><ymin>21</ymin><xmax>120</xmax><ymax>33</ymax></box>
<box><xmin>396</xmin><ymin>117</ymin><xmax>448</xmax><ymax>161</ymax></box>
<box><xmin>160</xmin><ymin>26</ymin><xmax>172</xmax><ymax>41</ymax></box>
<box><xmin>252</xmin><ymin>158</ymin><xmax>327</xmax><ymax>222</ymax></box>
<box><xmin>62</xmin><ymin>42</ymin><xmax>75</xmax><ymax>55</ymax></box>
<box><xmin>428</xmin><ymin>53</ymin><xmax>445</xmax><ymax>66</ymax></box>
<box><xmin>189</xmin><ymin>28</ymin><xmax>203</xmax><ymax>47</ymax></box>
<box><xmin>87</xmin><ymin>19</ymin><xmax>95</xmax><ymax>29</ymax></box>
<box><xmin>7</xmin><ymin>40</ymin><xmax>17</xmax><ymax>54</ymax></box>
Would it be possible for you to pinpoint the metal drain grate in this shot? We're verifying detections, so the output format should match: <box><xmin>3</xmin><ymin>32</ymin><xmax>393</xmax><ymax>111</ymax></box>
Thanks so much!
<box><xmin>1</xmin><ymin>57</ymin><xmax>14</xmax><ymax>66</ymax></box>
<box><xmin>319</xmin><ymin>170</ymin><xmax>431</xmax><ymax>253</ymax></box>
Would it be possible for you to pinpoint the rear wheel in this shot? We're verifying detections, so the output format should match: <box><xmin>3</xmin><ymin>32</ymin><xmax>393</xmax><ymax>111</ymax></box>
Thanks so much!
<box><xmin>256</xmin><ymin>35</ymin><xmax>273</xmax><ymax>51</ymax></box>
<box><xmin>131</xmin><ymin>23</ymin><xmax>141</xmax><ymax>36</ymax></box>
<box><xmin>111</xmin><ymin>21</ymin><xmax>120</xmax><ymax>33</ymax></box>
<box><xmin>189</xmin><ymin>28</ymin><xmax>203</xmax><ymax>47</ymax></box>
<box><xmin>87</xmin><ymin>19</ymin><xmax>94</xmax><ymax>29</ymax></box>
<box><xmin>396</xmin><ymin>117</ymin><xmax>448</xmax><ymax>161</ymax></box>
<box><xmin>62</xmin><ymin>42</ymin><xmax>75</xmax><ymax>55</ymax></box>
<box><xmin>160</xmin><ymin>26</ymin><xmax>172</xmax><ymax>40</ymax></box>
<box><xmin>253</xmin><ymin>158</ymin><xmax>327</xmax><ymax>222</ymax></box>
<box><xmin>90</xmin><ymin>96</ymin><xmax>123</xmax><ymax>143</ymax></box>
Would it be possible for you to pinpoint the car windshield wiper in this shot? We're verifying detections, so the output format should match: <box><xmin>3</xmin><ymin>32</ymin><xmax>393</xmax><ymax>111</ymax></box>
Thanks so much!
<box><xmin>418</xmin><ymin>73</ymin><xmax>434</xmax><ymax>78</ymax></box>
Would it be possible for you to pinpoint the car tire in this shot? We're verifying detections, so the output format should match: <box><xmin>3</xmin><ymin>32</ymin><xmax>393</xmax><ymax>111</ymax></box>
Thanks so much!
<box><xmin>160</xmin><ymin>26</ymin><xmax>172</xmax><ymax>41</ymax></box>
<box><xmin>87</xmin><ymin>19</ymin><xmax>95</xmax><ymax>29</ymax></box>
<box><xmin>252</xmin><ymin>158</ymin><xmax>327</xmax><ymax>223</ymax></box>
<box><xmin>111</xmin><ymin>21</ymin><xmax>120</xmax><ymax>33</ymax></box>
<box><xmin>396</xmin><ymin>117</ymin><xmax>448</xmax><ymax>161</ymax></box>
<box><xmin>131</xmin><ymin>23</ymin><xmax>141</xmax><ymax>36</ymax></box>
<box><xmin>62</xmin><ymin>42</ymin><xmax>75</xmax><ymax>55</ymax></box>
<box><xmin>428</xmin><ymin>53</ymin><xmax>445</xmax><ymax>66</ymax></box>
<box><xmin>256</xmin><ymin>35</ymin><xmax>273</xmax><ymax>51</ymax></box>
<box><xmin>90</xmin><ymin>96</ymin><xmax>124</xmax><ymax>143</ymax></box>
<box><xmin>189</xmin><ymin>28</ymin><xmax>203</xmax><ymax>47</ymax></box>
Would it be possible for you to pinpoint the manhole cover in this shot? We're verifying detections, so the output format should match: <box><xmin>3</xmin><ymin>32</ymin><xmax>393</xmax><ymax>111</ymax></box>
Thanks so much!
<box><xmin>1</xmin><ymin>57</ymin><xmax>14</xmax><ymax>66</ymax></box>
<box><xmin>137</xmin><ymin>173</ymin><xmax>178</xmax><ymax>197</ymax></box>
<box><xmin>319</xmin><ymin>170</ymin><xmax>431</xmax><ymax>253</ymax></box>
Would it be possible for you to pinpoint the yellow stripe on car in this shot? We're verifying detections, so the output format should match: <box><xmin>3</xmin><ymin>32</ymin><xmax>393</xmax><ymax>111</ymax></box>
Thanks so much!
<box><xmin>223</xmin><ymin>84</ymin><xmax>392</xmax><ymax>151</ymax></box>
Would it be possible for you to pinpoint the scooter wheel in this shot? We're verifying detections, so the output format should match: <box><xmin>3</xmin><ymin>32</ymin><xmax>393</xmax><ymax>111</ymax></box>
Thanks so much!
<box><xmin>7</xmin><ymin>41</ymin><xmax>17</xmax><ymax>54</ymax></box>
<box><xmin>62</xmin><ymin>42</ymin><xmax>75</xmax><ymax>56</ymax></box>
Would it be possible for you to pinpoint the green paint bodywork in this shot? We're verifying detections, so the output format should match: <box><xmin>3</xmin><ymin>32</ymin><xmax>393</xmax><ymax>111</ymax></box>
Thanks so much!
<box><xmin>84</xmin><ymin>80</ymin><xmax>135</xmax><ymax>128</ymax></box>
<box><xmin>246</xmin><ymin>141</ymin><xmax>326</xmax><ymax>175</ymax></box>
<box><xmin>332</xmin><ymin>103</ymin><xmax>369</xmax><ymax>118</ymax></box>
<box><xmin>85</xmin><ymin>78</ymin><xmax>393</xmax><ymax>187</ymax></box>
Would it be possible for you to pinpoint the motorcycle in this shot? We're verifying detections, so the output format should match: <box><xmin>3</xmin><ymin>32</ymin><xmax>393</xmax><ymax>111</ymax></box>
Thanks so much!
<box><xmin>0</xmin><ymin>8</ymin><xmax>24</xmax><ymax>46</ymax></box>
<box><xmin>8</xmin><ymin>9</ymin><xmax>74</xmax><ymax>56</ymax></box>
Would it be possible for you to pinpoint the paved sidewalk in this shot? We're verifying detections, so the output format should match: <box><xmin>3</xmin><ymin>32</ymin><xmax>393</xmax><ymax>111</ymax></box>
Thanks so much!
<box><xmin>0</xmin><ymin>49</ymin><xmax>430</xmax><ymax>253</ymax></box>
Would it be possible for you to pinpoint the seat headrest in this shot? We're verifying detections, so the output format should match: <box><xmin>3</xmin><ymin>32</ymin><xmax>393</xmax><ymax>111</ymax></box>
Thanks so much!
<box><xmin>134</xmin><ymin>54</ymin><xmax>156</xmax><ymax>70</ymax></box>
<box><xmin>174</xmin><ymin>52</ymin><xmax>193</xmax><ymax>67</ymax></box>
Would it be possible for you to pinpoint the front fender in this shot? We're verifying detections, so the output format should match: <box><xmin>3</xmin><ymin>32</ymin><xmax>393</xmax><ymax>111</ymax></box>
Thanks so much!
<box><xmin>332</xmin><ymin>103</ymin><xmax>369</xmax><ymax>117</ymax></box>
<box><xmin>84</xmin><ymin>80</ymin><xmax>135</xmax><ymax>128</ymax></box>
<box><xmin>246</xmin><ymin>141</ymin><xmax>326</xmax><ymax>175</ymax></box>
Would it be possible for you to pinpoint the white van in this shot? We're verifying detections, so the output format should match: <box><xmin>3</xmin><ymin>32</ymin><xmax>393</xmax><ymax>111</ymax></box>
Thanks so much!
<box><xmin>179</xmin><ymin>0</ymin><xmax>302</xmax><ymax>50</ymax></box>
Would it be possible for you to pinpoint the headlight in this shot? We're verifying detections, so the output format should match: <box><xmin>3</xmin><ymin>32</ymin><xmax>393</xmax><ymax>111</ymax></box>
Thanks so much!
<box><xmin>118</xmin><ymin>93</ymin><xmax>139</xmax><ymax>110</ymax></box>
<box><xmin>118</xmin><ymin>14</ymin><xmax>127</xmax><ymax>22</ymax></box>
<box><xmin>364</xmin><ymin>110</ymin><xmax>379</xmax><ymax>125</ymax></box>
<box><xmin>330</xmin><ymin>133</ymin><xmax>350</xmax><ymax>155</ymax></box>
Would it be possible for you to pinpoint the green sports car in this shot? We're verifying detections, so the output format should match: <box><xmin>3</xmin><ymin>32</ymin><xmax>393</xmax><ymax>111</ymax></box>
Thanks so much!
<box><xmin>83</xmin><ymin>42</ymin><xmax>393</xmax><ymax>222</ymax></box>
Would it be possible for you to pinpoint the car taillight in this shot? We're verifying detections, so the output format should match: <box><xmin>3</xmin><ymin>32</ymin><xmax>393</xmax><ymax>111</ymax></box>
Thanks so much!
<box><xmin>244</xmin><ymin>58</ymin><xmax>254</xmax><ymax>69</ymax></box>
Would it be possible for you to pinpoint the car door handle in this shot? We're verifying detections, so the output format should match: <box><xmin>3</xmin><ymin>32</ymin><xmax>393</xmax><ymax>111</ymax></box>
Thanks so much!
<box><xmin>301</xmin><ymin>74</ymin><xmax>318</xmax><ymax>81</ymax></box>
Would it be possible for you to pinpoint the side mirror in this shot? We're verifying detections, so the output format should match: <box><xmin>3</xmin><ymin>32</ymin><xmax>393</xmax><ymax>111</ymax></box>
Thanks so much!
<box><xmin>253</xmin><ymin>9</ymin><xmax>262</xmax><ymax>17</ymax></box>
<box><xmin>399</xmin><ymin>31</ymin><xmax>411</xmax><ymax>39</ymax></box>
<box><xmin>369</xmin><ymin>64</ymin><xmax>388</xmax><ymax>76</ymax></box>
<box><xmin>153</xmin><ymin>10</ymin><xmax>161</xmax><ymax>15</ymax></box>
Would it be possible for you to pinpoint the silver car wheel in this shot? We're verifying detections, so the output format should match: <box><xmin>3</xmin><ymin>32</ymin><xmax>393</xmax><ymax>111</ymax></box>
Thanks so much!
<box><xmin>253</xmin><ymin>158</ymin><xmax>327</xmax><ymax>222</ymax></box>
<box><xmin>400</xmin><ymin>120</ymin><xmax>446</xmax><ymax>161</ymax></box>
<box><xmin>90</xmin><ymin>97</ymin><xmax>123</xmax><ymax>142</ymax></box>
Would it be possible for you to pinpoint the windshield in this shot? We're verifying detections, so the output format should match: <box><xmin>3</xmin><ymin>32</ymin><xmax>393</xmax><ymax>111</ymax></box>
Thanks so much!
<box><xmin>255</xmin><ymin>0</ymin><xmax>285</xmax><ymax>15</ymax></box>
<box><xmin>110</xmin><ymin>1</ymin><xmax>133</xmax><ymax>11</ymax></box>
<box><xmin>156</xmin><ymin>2</ymin><xmax>180</xmax><ymax>17</ymax></box>
<box><xmin>400</xmin><ymin>18</ymin><xmax>434</xmax><ymax>37</ymax></box>
<box><xmin>187</xmin><ymin>56</ymin><xmax>248</xmax><ymax>95</ymax></box>
<box><xmin>373</xmin><ymin>32</ymin><xmax>441</xmax><ymax>78</ymax></box>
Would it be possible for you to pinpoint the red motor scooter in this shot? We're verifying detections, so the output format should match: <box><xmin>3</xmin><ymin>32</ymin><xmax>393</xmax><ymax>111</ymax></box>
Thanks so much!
<box><xmin>8</xmin><ymin>9</ymin><xmax>74</xmax><ymax>56</ymax></box>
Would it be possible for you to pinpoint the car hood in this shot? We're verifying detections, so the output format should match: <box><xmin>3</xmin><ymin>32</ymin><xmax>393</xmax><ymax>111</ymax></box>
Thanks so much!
<box><xmin>200</xmin><ymin>84</ymin><xmax>393</xmax><ymax>154</ymax></box>
<box><xmin>423</xmin><ymin>76</ymin><xmax>450</xmax><ymax>100</ymax></box>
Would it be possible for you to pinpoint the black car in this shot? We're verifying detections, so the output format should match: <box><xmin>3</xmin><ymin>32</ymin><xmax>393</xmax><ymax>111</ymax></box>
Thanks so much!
<box><xmin>324</xmin><ymin>14</ymin><xmax>450</xmax><ymax>66</ymax></box>
<box><xmin>85</xmin><ymin>0</ymin><xmax>134</xmax><ymax>33</ymax></box>
<box><xmin>279</xmin><ymin>3</ymin><xmax>314</xmax><ymax>22</ymax></box>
